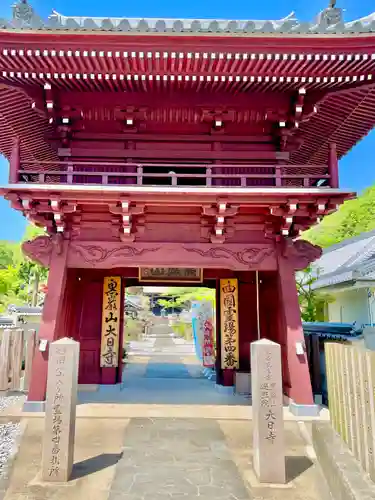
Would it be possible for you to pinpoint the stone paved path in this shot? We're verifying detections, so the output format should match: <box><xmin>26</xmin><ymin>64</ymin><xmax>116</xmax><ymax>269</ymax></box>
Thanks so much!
<box><xmin>144</xmin><ymin>329</ymin><xmax>198</xmax><ymax>379</ymax></box>
<box><xmin>78</xmin><ymin>323</ymin><xmax>246</xmax><ymax>406</ymax></box>
<box><xmin>108</xmin><ymin>417</ymin><xmax>251</xmax><ymax>500</ymax></box>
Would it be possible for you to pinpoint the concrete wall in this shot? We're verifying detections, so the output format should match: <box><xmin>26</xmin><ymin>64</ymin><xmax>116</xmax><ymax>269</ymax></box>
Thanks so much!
<box><xmin>328</xmin><ymin>288</ymin><xmax>371</xmax><ymax>324</ymax></box>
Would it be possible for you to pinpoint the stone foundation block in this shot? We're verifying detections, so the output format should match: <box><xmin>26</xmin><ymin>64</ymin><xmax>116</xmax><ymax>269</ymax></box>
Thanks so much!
<box><xmin>234</xmin><ymin>371</ymin><xmax>251</xmax><ymax>394</ymax></box>
<box><xmin>312</xmin><ymin>422</ymin><xmax>375</xmax><ymax>500</ymax></box>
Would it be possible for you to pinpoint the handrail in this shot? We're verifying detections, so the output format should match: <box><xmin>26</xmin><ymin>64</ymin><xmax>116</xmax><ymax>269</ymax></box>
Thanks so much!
<box><xmin>18</xmin><ymin>170</ymin><xmax>330</xmax><ymax>179</ymax></box>
<box><xmin>15</xmin><ymin>161</ymin><xmax>332</xmax><ymax>188</ymax></box>
<box><xmin>18</xmin><ymin>160</ymin><xmax>328</xmax><ymax>169</ymax></box>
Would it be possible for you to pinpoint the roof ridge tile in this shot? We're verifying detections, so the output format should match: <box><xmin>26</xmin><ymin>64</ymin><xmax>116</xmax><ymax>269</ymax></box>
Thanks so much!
<box><xmin>4</xmin><ymin>1</ymin><xmax>375</xmax><ymax>35</ymax></box>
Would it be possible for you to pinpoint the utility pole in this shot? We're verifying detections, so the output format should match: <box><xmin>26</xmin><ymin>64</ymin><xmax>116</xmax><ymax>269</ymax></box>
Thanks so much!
<box><xmin>31</xmin><ymin>270</ymin><xmax>40</xmax><ymax>307</ymax></box>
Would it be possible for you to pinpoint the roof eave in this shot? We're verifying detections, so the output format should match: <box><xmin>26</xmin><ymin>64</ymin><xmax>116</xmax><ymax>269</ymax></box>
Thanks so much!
<box><xmin>2</xmin><ymin>28</ymin><xmax>375</xmax><ymax>41</ymax></box>
<box><xmin>0</xmin><ymin>183</ymin><xmax>355</xmax><ymax>197</ymax></box>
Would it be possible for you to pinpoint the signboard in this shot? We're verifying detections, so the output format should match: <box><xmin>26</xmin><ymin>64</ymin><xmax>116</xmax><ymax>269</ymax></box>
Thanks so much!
<box><xmin>191</xmin><ymin>302</ymin><xmax>203</xmax><ymax>362</ymax></box>
<box><xmin>139</xmin><ymin>267</ymin><xmax>202</xmax><ymax>283</ymax></box>
<box><xmin>202</xmin><ymin>316</ymin><xmax>215</xmax><ymax>368</ymax></box>
<box><xmin>220</xmin><ymin>279</ymin><xmax>239</xmax><ymax>369</ymax></box>
<box><xmin>100</xmin><ymin>276</ymin><xmax>121</xmax><ymax>368</ymax></box>
<box><xmin>195</xmin><ymin>301</ymin><xmax>215</xmax><ymax>368</ymax></box>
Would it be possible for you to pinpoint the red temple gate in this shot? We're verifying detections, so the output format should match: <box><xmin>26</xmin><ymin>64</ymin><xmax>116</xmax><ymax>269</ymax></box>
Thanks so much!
<box><xmin>2</xmin><ymin>1</ymin><xmax>375</xmax><ymax>415</ymax></box>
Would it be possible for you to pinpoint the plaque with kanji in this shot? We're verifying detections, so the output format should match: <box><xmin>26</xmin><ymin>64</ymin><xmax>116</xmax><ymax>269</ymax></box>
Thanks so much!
<box><xmin>220</xmin><ymin>279</ymin><xmax>239</xmax><ymax>369</ymax></box>
<box><xmin>100</xmin><ymin>276</ymin><xmax>121</xmax><ymax>368</ymax></box>
<box><xmin>139</xmin><ymin>267</ymin><xmax>202</xmax><ymax>283</ymax></box>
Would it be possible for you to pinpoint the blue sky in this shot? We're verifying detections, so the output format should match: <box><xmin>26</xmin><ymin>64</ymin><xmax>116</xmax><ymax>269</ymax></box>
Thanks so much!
<box><xmin>0</xmin><ymin>0</ymin><xmax>375</xmax><ymax>240</ymax></box>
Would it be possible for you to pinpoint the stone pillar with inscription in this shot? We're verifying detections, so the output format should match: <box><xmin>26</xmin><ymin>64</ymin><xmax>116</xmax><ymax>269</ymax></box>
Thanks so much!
<box><xmin>251</xmin><ymin>339</ymin><xmax>285</xmax><ymax>484</ymax></box>
<box><xmin>41</xmin><ymin>338</ymin><xmax>80</xmax><ymax>482</ymax></box>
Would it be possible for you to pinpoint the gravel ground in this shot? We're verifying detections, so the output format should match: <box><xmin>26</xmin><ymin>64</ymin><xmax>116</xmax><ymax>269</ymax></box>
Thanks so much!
<box><xmin>0</xmin><ymin>421</ymin><xmax>22</xmax><ymax>477</ymax></box>
<box><xmin>0</xmin><ymin>396</ymin><xmax>23</xmax><ymax>413</ymax></box>
<box><xmin>0</xmin><ymin>396</ymin><xmax>24</xmax><ymax>480</ymax></box>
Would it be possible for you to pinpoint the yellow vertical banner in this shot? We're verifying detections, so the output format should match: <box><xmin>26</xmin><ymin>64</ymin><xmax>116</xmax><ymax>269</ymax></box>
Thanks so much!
<box><xmin>100</xmin><ymin>277</ymin><xmax>121</xmax><ymax>368</ymax></box>
<box><xmin>220</xmin><ymin>279</ymin><xmax>239</xmax><ymax>369</ymax></box>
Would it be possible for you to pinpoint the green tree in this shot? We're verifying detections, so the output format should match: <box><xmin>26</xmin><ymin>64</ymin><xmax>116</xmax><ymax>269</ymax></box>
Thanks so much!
<box><xmin>0</xmin><ymin>224</ymin><xmax>48</xmax><ymax>311</ymax></box>
<box><xmin>0</xmin><ymin>243</ymin><xmax>16</xmax><ymax>269</ymax></box>
<box><xmin>304</xmin><ymin>186</ymin><xmax>375</xmax><ymax>248</ymax></box>
<box><xmin>157</xmin><ymin>287</ymin><xmax>215</xmax><ymax>310</ymax></box>
<box><xmin>0</xmin><ymin>240</ymin><xmax>23</xmax><ymax>268</ymax></box>
<box><xmin>0</xmin><ymin>265</ymin><xmax>27</xmax><ymax>312</ymax></box>
<box><xmin>18</xmin><ymin>224</ymin><xmax>48</xmax><ymax>306</ymax></box>
<box><xmin>0</xmin><ymin>238</ymin><xmax>27</xmax><ymax>311</ymax></box>
<box><xmin>296</xmin><ymin>266</ymin><xmax>333</xmax><ymax>322</ymax></box>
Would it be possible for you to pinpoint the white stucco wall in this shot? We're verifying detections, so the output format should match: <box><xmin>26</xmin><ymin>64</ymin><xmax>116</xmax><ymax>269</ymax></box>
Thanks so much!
<box><xmin>328</xmin><ymin>288</ymin><xmax>371</xmax><ymax>325</ymax></box>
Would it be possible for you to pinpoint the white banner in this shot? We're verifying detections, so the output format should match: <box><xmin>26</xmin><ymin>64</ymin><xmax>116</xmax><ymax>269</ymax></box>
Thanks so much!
<box><xmin>197</xmin><ymin>301</ymin><xmax>215</xmax><ymax>368</ymax></box>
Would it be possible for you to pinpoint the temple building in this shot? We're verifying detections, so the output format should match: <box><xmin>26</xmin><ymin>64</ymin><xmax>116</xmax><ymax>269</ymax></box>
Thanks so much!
<box><xmin>1</xmin><ymin>1</ymin><xmax>374</xmax><ymax>414</ymax></box>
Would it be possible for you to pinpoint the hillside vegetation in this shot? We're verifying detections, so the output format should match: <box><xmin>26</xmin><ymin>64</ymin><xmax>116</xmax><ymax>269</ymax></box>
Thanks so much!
<box><xmin>304</xmin><ymin>186</ymin><xmax>375</xmax><ymax>248</ymax></box>
<box><xmin>0</xmin><ymin>225</ymin><xmax>47</xmax><ymax>312</ymax></box>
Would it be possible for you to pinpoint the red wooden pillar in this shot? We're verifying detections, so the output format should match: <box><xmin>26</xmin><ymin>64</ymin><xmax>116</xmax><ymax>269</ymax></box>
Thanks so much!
<box><xmin>277</xmin><ymin>253</ymin><xmax>315</xmax><ymax>409</ymax></box>
<box><xmin>26</xmin><ymin>239</ymin><xmax>68</xmax><ymax>407</ymax></box>
<box><xmin>9</xmin><ymin>137</ymin><xmax>20</xmax><ymax>183</ymax></box>
<box><xmin>238</xmin><ymin>277</ymin><xmax>257</xmax><ymax>371</ymax></box>
<box><xmin>328</xmin><ymin>142</ymin><xmax>339</xmax><ymax>189</ymax></box>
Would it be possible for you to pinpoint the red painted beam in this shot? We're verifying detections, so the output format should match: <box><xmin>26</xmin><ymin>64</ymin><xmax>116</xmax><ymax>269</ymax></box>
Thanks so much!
<box><xmin>63</xmin><ymin>148</ymin><xmax>289</xmax><ymax>161</ymax></box>
<box><xmin>0</xmin><ymin>185</ymin><xmax>354</xmax><ymax>209</ymax></box>
<box><xmin>57</xmin><ymin>90</ymin><xmax>290</xmax><ymax>109</ymax></box>
<box><xmin>70</xmin><ymin>132</ymin><xmax>275</xmax><ymax>143</ymax></box>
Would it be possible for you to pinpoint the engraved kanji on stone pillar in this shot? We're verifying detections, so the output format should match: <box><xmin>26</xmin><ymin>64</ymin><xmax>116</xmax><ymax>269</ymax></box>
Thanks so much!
<box><xmin>41</xmin><ymin>337</ymin><xmax>80</xmax><ymax>482</ymax></box>
<box><xmin>251</xmin><ymin>339</ymin><xmax>285</xmax><ymax>484</ymax></box>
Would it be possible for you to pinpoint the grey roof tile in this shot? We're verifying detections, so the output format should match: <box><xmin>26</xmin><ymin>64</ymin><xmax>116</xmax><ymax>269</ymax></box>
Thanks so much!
<box><xmin>4</xmin><ymin>2</ymin><xmax>375</xmax><ymax>36</ymax></box>
<box><xmin>0</xmin><ymin>317</ymin><xmax>13</xmax><ymax>326</ymax></box>
<box><xmin>7</xmin><ymin>304</ymin><xmax>42</xmax><ymax>314</ymax></box>
<box><xmin>312</xmin><ymin>230</ymin><xmax>375</xmax><ymax>289</ymax></box>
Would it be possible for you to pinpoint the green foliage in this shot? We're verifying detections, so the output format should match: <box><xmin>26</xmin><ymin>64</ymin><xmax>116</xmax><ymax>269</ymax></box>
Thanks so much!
<box><xmin>0</xmin><ymin>265</ymin><xmax>27</xmax><ymax>311</ymax></box>
<box><xmin>157</xmin><ymin>287</ymin><xmax>215</xmax><ymax>310</ymax></box>
<box><xmin>0</xmin><ymin>224</ymin><xmax>48</xmax><ymax>312</ymax></box>
<box><xmin>0</xmin><ymin>241</ymin><xmax>22</xmax><ymax>269</ymax></box>
<box><xmin>171</xmin><ymin>321</ymin><xmax>193</xmax><ymax>340</ymax></box>
<box><xmin>22</xmin><ymin>224</ymin><xmax>46</xmax><ymax>242</ymax></box>
<box><xmin>304</xmin><ymin>186</ymin><xmax>375</xmax><ymax>248</ymax></box>
<box><xmin>0</xmin><ymin>243</ymin><xmax>17</xmax><ymax>269</ymax></box>
<box><xmin>296</xmin><ymin>265</ymin><xmax>333</xmax><ymax>322</ymax></box>
<box><xmin>124</xmin><ymin>317</ymin><xmax>144</xmax><ymax>341</ymax></box>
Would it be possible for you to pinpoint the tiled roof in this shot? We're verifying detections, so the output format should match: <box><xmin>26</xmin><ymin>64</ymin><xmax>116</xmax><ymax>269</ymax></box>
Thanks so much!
<box><xmin>7</xmin><ymin>304</ymin><xmax>42</xmax><ymax>315</ymax></box>
<box><xmin>2</xmin><ymin>2</ymin><xmax>375</xmax><ymax>35</ymax></box>
<box><xmin>0</xmin><ymin>316</ymin><xmax>14</xmax><ymax>326</ymax></box>
<box><xmin>312</xmin><ymin>230</ymin><xmax>375</xmax><ymax>290</ymax></box>
<box><xmin>125</xmin><ymin>297</ymin><xmax>143</xmax><ymax>310</ymax></box>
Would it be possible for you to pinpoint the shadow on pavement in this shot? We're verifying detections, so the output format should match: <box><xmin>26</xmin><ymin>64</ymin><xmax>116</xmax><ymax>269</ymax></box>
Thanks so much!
<box><xmin>285</xmin><ymin>455</ymin><xmax>314</xmax><ymax>483</ymax></box>
<box><xmin>71</xmin><ymin>453</ymin><xmax>123</xmax><ymax>479</ymax></box>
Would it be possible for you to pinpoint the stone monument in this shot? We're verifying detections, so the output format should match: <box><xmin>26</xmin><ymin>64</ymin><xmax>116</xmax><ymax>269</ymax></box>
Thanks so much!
<box><xmin>41</xmin><ymin>337</ymin><xmax>80</xmax><ymax>482</ymax></box>
<box><xmin>251</xmin><ymin>339</ymin><xmax>285</xmax><ymax>484</ymax></box>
